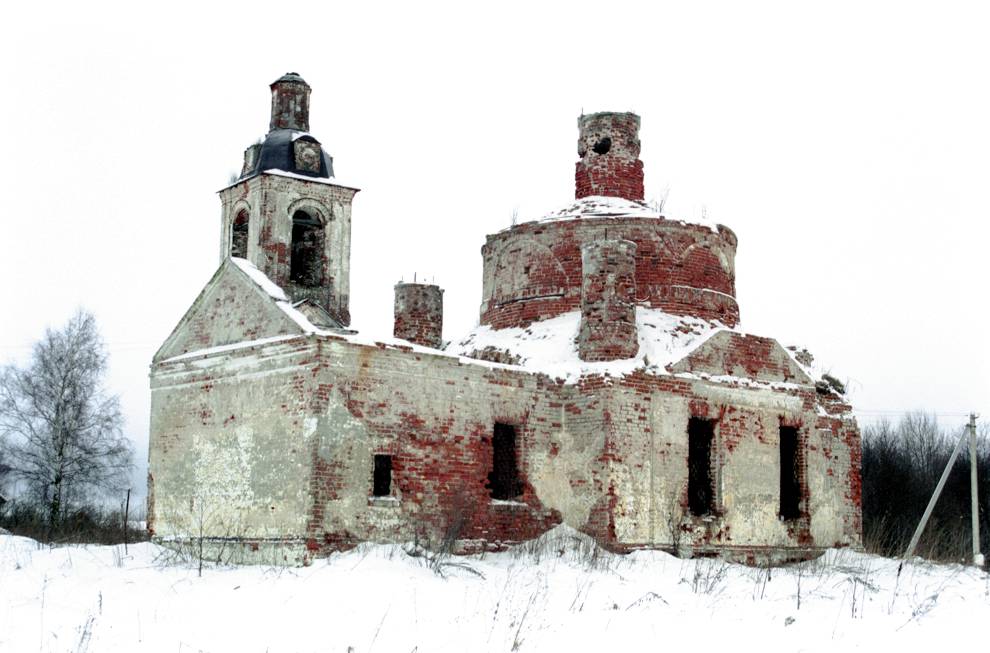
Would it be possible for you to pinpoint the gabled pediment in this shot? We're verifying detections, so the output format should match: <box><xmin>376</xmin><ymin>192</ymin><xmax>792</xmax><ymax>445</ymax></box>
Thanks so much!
<box><xmin>668</xmin><ymin>331</ymin><xmax>813</xmax><ymax>385</ymax></box>
<box><xmin>153</xmin><ymin>258</ymin><xmax>305</xmax><ymax>363</ymax></box>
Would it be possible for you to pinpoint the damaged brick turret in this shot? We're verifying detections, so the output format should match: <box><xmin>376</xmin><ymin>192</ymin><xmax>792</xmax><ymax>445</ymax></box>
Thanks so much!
<box><xmin>394</xmin><ymin>282</ymin><xmax>444</xmax><ymax>349</ymax></box>
<box><xmin>575</xmin><ymin>112</ymin><xmax>644</xmax><ymax>200</ymax></box>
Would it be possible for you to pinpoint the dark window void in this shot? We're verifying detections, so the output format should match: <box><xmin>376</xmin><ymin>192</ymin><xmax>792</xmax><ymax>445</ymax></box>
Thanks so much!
<box><xmin>231</xmin><ymin>210</ymin><xmax>249</xmax><ymax>259</ymax></box>
<box><xmin>373</xmin><ymin>454</ymin><xmax>392</xmax><ymax>497</ymax></box>
<box><xmin>487</xmin><ymin>423</ymin><xmax>522</xmax><ymax>500</ymax></box>
<box><xmin>779</xmin><ymin>426</ymin><xmax>802</xmax><ymax>520</ymax></box>
<box><xmin>687</xmin><ymin>417</ymin><xmax>716</xmax><ymax>516</ymax></box>
<box><xmin>290</xmin><ymin>209</ymin><xmax>324</xmax><ymax>287</ymax></box>
<box><xmin>593</xmin><ymin>137</ymin><xmax>612</xmax><ymax>155</ymax></box>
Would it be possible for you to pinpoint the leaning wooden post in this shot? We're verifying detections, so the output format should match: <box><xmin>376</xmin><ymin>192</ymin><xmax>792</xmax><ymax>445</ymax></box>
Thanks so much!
<box><xmin>903</xmin><ymin>427</ymin><xmax>969</xmax><ymax>560</ymax></box>
<box><xmin>123</xmin><ymin>488</ymin><xmax>131</xmax><ymax>555</ymax></box>
<box><xmin>970</xmin><ymin>414</ymin><xmax>984</xmax><ymax>567</ymax></box>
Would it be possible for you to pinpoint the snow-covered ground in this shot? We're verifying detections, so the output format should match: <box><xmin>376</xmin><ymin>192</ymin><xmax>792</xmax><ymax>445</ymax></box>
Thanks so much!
<box><xmin>1</xmin><ymin>527</ymin><xmax>986</xmax><ymax>652</ymax></box>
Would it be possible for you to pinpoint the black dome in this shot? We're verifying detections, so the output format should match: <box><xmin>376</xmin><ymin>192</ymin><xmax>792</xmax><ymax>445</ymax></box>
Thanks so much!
<box><xmin>272</xmin><ymin>72</ymin><xmax>308</xmax><ymax>86</ymax></box>
<box><xmin>238</xmin><ymin>129</ymin><xmax>334</xmax><ymax>182</ymax></box>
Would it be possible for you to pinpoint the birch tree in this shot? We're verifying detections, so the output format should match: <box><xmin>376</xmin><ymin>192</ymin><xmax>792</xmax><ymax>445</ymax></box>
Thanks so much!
<box><xmin>0</xmin><ymin>310</ymin><xmax>132</xmax><ymax>533</ymax></box>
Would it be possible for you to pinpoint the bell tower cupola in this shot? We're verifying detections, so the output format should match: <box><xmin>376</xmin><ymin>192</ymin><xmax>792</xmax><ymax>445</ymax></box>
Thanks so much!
<box><xmin>218</xmin><ymin>72</ymin><xmax>360</xmax><ymax>326</ymax></box>
<box><xmin>270</xmin><ymin>72</ymin><xmax>311</xmax><ymax>132</ymax></box>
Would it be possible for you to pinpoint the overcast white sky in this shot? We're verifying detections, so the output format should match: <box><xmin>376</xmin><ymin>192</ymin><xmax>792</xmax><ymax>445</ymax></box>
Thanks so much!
<box><xmin>2</xmin><ymin>1</ymin><xmax>987</xmax><ymax>497</ymax></box>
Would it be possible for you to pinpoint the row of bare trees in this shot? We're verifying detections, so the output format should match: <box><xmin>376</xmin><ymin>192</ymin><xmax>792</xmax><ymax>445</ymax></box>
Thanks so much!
<box><xmin>861</xmin><ymin>413</ymin><xmax>989</xmax><ymax>560</ymax></box>
<box><xmin>0</xmin><ymin>310</ymin><xmax>133</xmax><ymax>539</ymax></box>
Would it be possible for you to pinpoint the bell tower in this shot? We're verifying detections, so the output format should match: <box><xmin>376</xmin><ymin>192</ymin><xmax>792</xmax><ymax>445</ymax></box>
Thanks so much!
<box><xmin>218</xmin><ymin>73</ymin><xmax>359</xmax><ymax>326</ymax></box>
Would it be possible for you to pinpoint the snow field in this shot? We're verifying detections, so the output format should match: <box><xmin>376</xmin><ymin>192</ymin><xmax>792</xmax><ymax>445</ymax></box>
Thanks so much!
<box><xmin>1</xmin><ymin>526</ymin><xmax>987</xmax><ymax>652</ymax></box>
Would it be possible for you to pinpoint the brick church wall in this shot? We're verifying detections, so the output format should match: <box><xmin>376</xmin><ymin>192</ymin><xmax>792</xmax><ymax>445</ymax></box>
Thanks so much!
<box><xmin>150</xmin><ymin>334</ymin><xmax>860</xmax><ymax>564</ymax></box>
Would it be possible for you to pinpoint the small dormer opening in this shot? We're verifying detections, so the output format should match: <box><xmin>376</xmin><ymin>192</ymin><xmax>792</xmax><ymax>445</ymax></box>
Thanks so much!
<box><xmin>290</xmin><ymin>209</ymin><xmax>324</xmax><ymax>287</ymax></box>
<box><xmin>231</xmin><ymin>210</ymin><xmax>249</xmax><ymax>259</ymax></box>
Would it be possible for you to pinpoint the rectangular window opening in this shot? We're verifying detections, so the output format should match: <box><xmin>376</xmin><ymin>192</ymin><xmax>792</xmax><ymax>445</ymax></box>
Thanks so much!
<box><xmin>687</xmin><ymin>417</ymin><xmax>716</xmax><ymax>516</ymax></box>
<box><xmin>373</xmin><ymin>454</ymin><xmax>392</xmax><ymax>497</ymax></box>
<box><xmin>779</xmin><ymin>426</ymin><xmax>802</xmax><ymax>520</ymax></box>
<box><xmin>488</xmin><ymin>423</ymin><xmax>522</xmax><ymax>500</ymax></box>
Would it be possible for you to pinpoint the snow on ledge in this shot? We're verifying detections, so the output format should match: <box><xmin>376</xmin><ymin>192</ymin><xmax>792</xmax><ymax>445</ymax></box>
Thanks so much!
<box><xmin>262</xmin><ymin>169</ymin><xmax>359</xmax><ymax>190</ymax></box>
<box><xmin>217</xmin><ymin>169</ymin><xmax>360</xmax><ymax>192</ymax></box>
<box><xmin>489</xmin><ymin>499</ymin><xmax>528</xmax><ymax>507</ymax></box>
<box><xmin>160</xmin><ymin>335</ymin><xmax>303</xmax><ymax>363</ymax></box>
<box><xmin>230</xmin><ymin>257</ymin><xmax>329</xmax><ymax>335</ymax></box>
<box><xmin>231</xmin><ymin>257</ymin><xmax>287</xmax><ymax>301</ymax></box>
<box><xmin>505</xmin><ymin>196</ymin><xmax>720</xmax><ymax>232</ymax></box>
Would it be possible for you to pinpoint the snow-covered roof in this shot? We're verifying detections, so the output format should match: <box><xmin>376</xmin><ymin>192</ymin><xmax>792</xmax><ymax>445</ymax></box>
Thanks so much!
<box><xmin>506</xmin><ymin>196</ymin><xmax>720</xmax><ymax>233</ymax></box>
<box><xmin>229</xmin><ymin>258</ymin><xmax>339</xmax><ymax>335</ymax></box>
<box><xmin>160</xmin><ymin>258</ymin><xmax>457</xmax><ymax>364</ymax></box>
<box><xmin>450</xmin><ymin>307</ymin><xmax>826</xmax><ymax>392</ymax></box>
<box><xmin>450</xmin><ymin>307</ymin><xmax>728</xmax><ymax>384</ymax></box>
<box><xmin>173</xmin><ymin>260</ymin><xmax>819</xmax><ymax>394</ymax></box>
<box><xmin>231</xmin><ymin>257</ymin><xmax>288</xmax><ymax>301</ymax></box>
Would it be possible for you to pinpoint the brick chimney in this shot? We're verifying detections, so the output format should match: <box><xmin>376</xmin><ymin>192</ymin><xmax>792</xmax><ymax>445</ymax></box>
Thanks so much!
<box><xmin>575</xmin><ymin>112</ymin><xmax>644</xmax><ymax>200</ymax></box>
<box><xmin>394</xmin><ymin>282</ymin><xmax>444</xmax><ymax>349</ymax></box>
<box><xmin>577</xmin><ymin>239</ymin><xmax>639</xmax><ymax>362</ymax></box>
<box><xmin>270</xmin><ymin>72</ymin><xmax>311</xmax><ymax>132</ymax></box>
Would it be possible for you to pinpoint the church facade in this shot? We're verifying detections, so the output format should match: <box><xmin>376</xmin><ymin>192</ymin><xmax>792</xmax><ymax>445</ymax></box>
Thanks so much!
<box><xmin>148</xmin><ymin>74</ymin><xmax>861</xmax><ymax>564</ymax></box>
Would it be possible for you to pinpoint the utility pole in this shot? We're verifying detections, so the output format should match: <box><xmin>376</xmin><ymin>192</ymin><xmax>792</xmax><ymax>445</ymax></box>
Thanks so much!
<box><xmin>903</xmin><ymin>426</ymin><xmax>967</xmax><ymax>561</ymax></box>
<box><xmin>970</xmin><ymin>414</ymin><xmax>984</xmax><ymax>567</ymax></box>
<box><xmin>904</xmin><ymin>413</ymin><xmax>984</xmax><ymax>567</ymax></box>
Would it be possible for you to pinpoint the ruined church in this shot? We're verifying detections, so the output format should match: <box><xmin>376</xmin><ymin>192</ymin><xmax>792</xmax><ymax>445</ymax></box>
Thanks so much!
<box><xmin>148</xmin><ymin>73</ymin><xmax>862</xmax><ymax>564</ymax></box>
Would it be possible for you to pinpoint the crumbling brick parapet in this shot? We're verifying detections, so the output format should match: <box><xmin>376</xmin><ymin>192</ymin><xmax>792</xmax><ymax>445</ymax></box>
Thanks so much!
<box><xmin>394</xmin><ymin>282</ymin><xmax>444</xmax><ymax>349</ymax></box>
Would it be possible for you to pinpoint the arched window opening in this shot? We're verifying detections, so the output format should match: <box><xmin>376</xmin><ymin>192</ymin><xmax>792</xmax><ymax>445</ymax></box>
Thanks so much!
<box><xmin>779</xmin><ymin>426</ymin><xmax>802</xmax><ymax>520</ymax></box>
<box><xmin>487</xmin><ymin>423</ymin><xmax>522</xmax><ymax>500</ymax></box>
<box><xmin>290</xmin><ymin>209</ymin><xmax>324</xmax><ymax>287</ymax></box>
<box><xmin>687</xmin><ymin>417</ymin><xmax>715</xmax><ymax>516</ymax></box>
<box><xmin>230</xmin><ymin>210</ymin><xmax>249</xmax><ymax>259</ymax></box>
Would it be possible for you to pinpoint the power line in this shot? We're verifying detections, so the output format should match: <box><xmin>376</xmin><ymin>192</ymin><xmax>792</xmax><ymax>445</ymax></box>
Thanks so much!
<box><xmin>853</xmin><ymin>409</ymin><xmax>979</xmax><ymax>418</ymax></box>
<box><xmin>0</xmin><ymin>342</ymin><xmax>157</xmax><ymax>350</ymax></box>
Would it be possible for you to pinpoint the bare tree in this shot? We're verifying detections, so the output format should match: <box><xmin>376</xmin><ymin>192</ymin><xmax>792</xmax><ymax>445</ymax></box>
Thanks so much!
<box><xmin>862</xmin><ymin>412</ymin><xmax>989</xmax><ymax>559</ymax></box>
<box><xmin>0</xmin><ymin>433</ymin><xmax>11</xmax><ymax>481</ymax></box>
<box><xmin>0</xmin><ymin>433</ymin><xmax>11</xmax><ymax>512</ymax></box>
<box><xmin>0</xmin><ymin>310</ymin><xmax>132</xmax><ymax>535</ymax></box>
